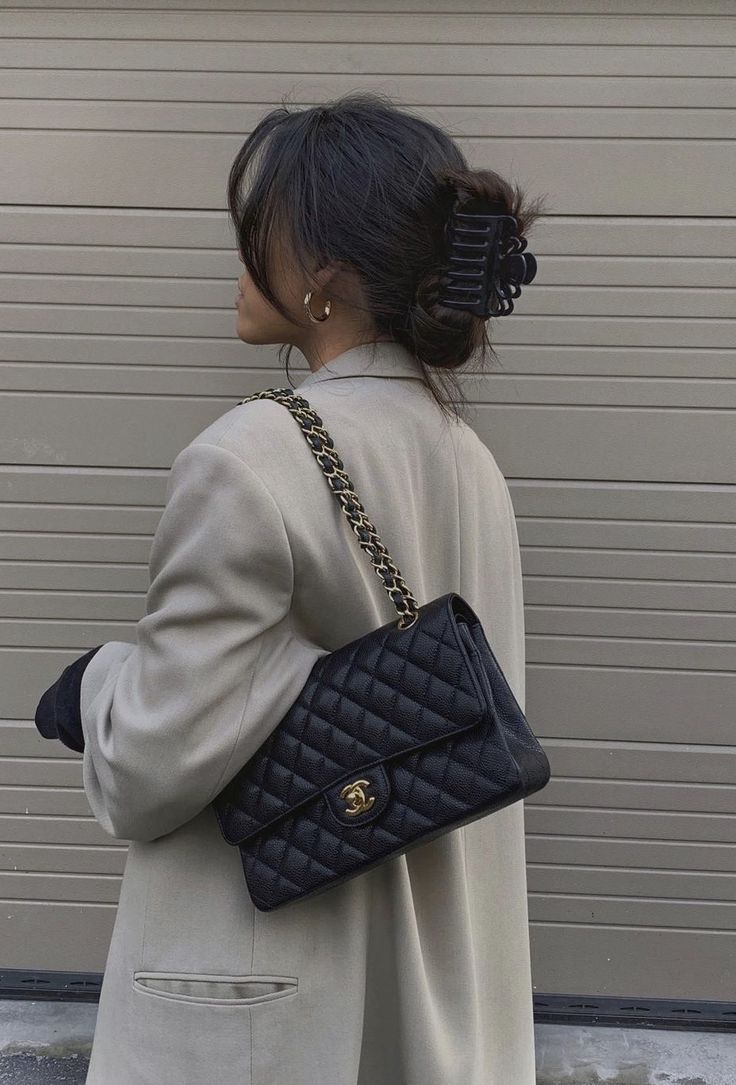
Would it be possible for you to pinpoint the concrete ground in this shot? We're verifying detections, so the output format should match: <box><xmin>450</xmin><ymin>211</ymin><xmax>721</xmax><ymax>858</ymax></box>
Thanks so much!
<box><xmin>0</xmin><ymin>999</ymin><xmax>734</xmax><ymax>1084</ymax></box>
<box><xmin>0</xmin><ymin>1002</ymin><xmax>94</xmax><ymax>1083</ymax></box>
<box><xmin>0</xmin><ymin>1054</ymin><xmax>88</xmax><ymax>1083</ymax></box>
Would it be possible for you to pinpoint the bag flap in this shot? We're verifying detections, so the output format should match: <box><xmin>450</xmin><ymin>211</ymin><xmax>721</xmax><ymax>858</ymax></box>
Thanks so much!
<box><xmin>213</xmin><ymin>592</ymin><xmax>488</xmax><ymax>846</ymax></box>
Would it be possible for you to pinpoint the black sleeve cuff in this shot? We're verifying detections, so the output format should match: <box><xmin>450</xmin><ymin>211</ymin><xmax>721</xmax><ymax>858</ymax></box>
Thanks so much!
<box><xmin>34</xmin><ymin>645</ymin><xmax>105</xmax><ymax>753</ymax></box>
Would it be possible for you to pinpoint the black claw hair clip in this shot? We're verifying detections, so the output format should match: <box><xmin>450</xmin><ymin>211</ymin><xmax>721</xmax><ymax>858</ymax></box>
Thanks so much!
<box><xmin>437</xmin><ymin>197</ymin><xmax>537</xmax><ymax>318</ymax></box>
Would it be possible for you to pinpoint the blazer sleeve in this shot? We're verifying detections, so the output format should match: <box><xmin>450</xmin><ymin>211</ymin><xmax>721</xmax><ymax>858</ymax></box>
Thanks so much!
<box><xmin>77</xmin><ymin>440</ymin><xmax>296</xmax><ymax>843</ymax></box>
<box><xmin>35</xmin><ymin>644</ymin><xmax>105</xmax><ymax>753</ymax></box>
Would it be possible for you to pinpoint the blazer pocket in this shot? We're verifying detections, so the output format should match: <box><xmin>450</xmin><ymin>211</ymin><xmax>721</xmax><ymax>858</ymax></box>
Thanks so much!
<box><xmin>132</xmin><ymin>970</ymin><xmax>298</xmax><ymax>1006</ymax></box>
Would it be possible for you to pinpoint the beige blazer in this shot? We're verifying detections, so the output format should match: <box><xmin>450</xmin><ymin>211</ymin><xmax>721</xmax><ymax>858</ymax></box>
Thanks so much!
<box><xmin>80</xmin><ymin>339</ymin><xmax>536</xmax><ymax>1085</ymax></box>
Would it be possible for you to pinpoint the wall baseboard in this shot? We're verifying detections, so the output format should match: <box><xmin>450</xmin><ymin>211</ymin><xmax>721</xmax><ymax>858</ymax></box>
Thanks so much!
<box><xmin>2</xmin><ymin>976</ymin><xmax>733</xmax><ymax>1032</ymax></box>
<box><xmin>533</xmin><ymin>992</ymin><xmax>736</xmax><ymax>1033</ymax></box>
<box><xmin>0</xmin><ymin>969</ymin><xmax>101</xmax><ymax>1003</ymax></box>
<box><xmin>1</xmin><ymin>971</ymin><xmax>734</xmax><ymax>1033</ymax></box>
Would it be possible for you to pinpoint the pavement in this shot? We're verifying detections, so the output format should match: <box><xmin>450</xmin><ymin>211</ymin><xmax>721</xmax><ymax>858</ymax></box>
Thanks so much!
<box><xmin>0</xmin><ymin>999</ymin><xmax>734</xmax><ymax>1084</ymax></box>
<box><xmin>0</xmin><ymin>1054</ymin><xmax>87</xmax><ymax>1083</ymax></box>
<box><xmin>0</xmin><ymin>1000</ymin><xmax>94</xmax><ymax>1083</ymax></box>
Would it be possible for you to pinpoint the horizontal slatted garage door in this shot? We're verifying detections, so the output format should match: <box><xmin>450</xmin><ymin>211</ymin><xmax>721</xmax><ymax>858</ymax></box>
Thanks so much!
<box><xmin>1</xmin><ymin>0</ymin><xmax>734</xmax><ymax>999</ymax></box>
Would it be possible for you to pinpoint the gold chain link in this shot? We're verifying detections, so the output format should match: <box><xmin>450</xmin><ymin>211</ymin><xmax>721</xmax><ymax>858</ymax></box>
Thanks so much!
<box><xmin>237</xmin><ymin>387</ymin><xmax>420</xmax><ymax>630</ymax></box>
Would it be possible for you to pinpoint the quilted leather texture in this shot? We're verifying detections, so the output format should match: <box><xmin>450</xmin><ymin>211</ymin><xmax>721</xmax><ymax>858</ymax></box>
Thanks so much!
<box><xmin>212</xmin><ymin>591</ymin><xmax>551</xmax><ymax>912</ymax></box>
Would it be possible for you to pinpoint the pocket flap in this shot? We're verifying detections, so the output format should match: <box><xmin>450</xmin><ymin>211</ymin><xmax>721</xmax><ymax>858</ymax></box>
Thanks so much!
<box><xmin>132</xmin><ymin>971</ymin><xmax>298</xmax><ymax>1005</ymax></box>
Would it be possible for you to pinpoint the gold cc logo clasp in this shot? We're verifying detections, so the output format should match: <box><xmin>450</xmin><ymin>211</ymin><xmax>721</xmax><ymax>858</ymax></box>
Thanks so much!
<box><xmin>340</xmin><ymin>778</ymin><xmax>375</xmax><ymax>817</ymax></box>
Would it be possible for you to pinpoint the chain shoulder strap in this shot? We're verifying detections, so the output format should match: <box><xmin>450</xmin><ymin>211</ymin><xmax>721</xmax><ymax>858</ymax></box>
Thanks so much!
<box><xmin>237</xmin><ymin>387</ymin><xmax>420</xmax><ymax>630</ymax></box>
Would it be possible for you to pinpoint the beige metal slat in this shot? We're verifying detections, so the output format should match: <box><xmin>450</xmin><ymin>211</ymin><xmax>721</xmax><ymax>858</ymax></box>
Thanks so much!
<box><xmin>0</xmin><ymin>899</ymin><xmax>117</xmax><ymax>972</ymax></box>
<box><xmin>1</xmin><ymin>133</ymin><xmax>734</xmax><ymax>214</ymax></box>
<box><xmin>4</xmin><ymin>12</ymin><xmax>736</xmax><ymax>47</ymax></box>
<box><xmin>526</xmin><ymin>668</ymin><xmax>736</xmax><ymax>744</ymax></box>
<box><xmin>3</xmin><ymin>71</ymin><xmax>735</xmax><ymax>107</ymax></box>
<box><xmin>0</xmin><ymin>842</ymin><xmax>125</xmax><ymax>875</ymax></box>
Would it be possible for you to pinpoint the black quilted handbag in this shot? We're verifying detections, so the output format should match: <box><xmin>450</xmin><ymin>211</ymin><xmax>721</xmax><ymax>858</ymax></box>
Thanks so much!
<box><xmin>212</xmin><ymin>387</ymin><xmax>551</xmax><ymax>912</ymax></box>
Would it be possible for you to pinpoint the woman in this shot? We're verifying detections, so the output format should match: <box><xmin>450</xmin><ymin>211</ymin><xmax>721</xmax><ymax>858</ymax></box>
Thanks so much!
<box><xmin>35</xmin><ymin>93</ymin><xmax>543</xmax><ymax>1085</ymax></box>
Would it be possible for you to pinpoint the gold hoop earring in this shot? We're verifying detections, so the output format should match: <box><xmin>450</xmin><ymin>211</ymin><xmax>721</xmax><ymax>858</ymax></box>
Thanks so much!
<box><xmin>304</xmin><ymin>290</ymin><xmax>331</xmax><ymax>323</ymax></box>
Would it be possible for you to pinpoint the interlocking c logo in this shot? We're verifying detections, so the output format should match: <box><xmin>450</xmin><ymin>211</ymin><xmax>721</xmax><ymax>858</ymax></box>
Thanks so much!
<box><xmin>340</xmin><ymin>778</ymin><xmax>376</xmax><ymax>817</ymax></box>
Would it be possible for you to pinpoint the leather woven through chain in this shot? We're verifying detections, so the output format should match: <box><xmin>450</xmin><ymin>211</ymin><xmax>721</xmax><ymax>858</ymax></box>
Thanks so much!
<box><xmin>237</xmin><ymin>387</ymin><xmax>420</xmax><ymax>630</ymax></box>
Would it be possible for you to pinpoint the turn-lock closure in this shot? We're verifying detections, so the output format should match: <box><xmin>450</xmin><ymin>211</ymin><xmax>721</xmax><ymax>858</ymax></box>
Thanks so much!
<box><xmin>324</xmin><ymin>763</ymin><xmax>391</xmax><ymax>828</ymax></box>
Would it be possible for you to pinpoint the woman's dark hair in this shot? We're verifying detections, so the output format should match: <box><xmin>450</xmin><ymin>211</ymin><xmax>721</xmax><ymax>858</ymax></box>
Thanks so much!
<box><xmin>227</xmin><ymin>91</ymin><xmax>546</xmax><ymax>422</ymax></box>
